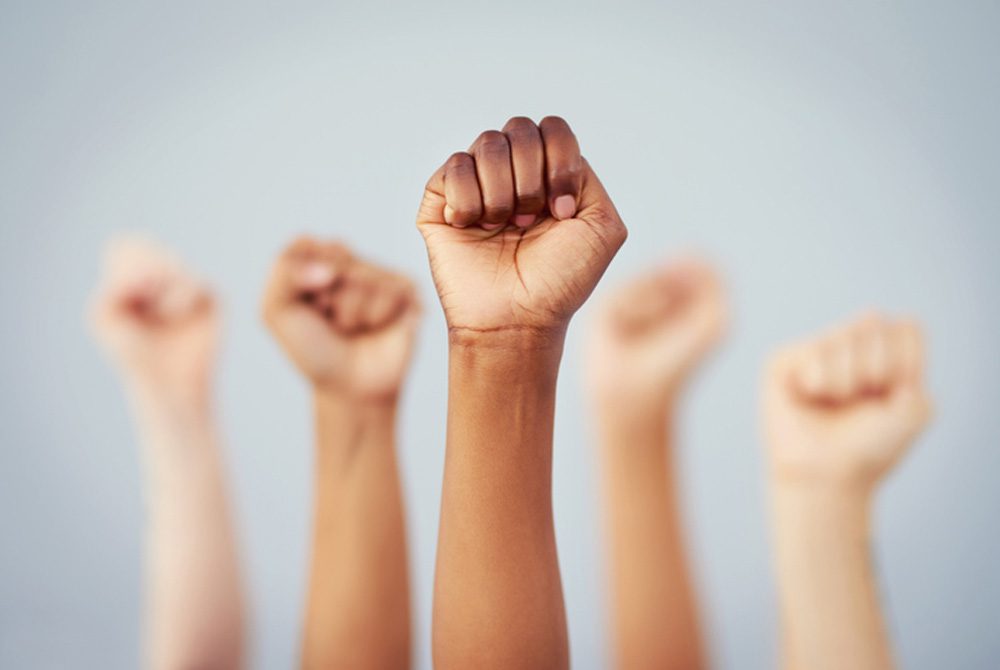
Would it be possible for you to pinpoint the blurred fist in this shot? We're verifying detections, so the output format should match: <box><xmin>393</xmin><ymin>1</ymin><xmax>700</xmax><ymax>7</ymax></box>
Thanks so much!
<box><xmin>587</xmin><ymin>259</ymin><xmax>726</xmax><ymax>411</ymax></box>
<box><xmin>262</xmin><ymin>238</ymin><xmax>420</xmax><ymax>401</ymax></box>
<box><xmin>89</xmin><ymin>237</ymin><xmax>217</xmax><ymax>398</ymax></box>
<box><xmin>763</xmin><ymin>315</ymin><xmax>933</xmax><ymax>489</ymax></box>
<box><xmin>416</xmin><ymin>116</ymin><xmax>627</xmax><ymax>335</ymax></box>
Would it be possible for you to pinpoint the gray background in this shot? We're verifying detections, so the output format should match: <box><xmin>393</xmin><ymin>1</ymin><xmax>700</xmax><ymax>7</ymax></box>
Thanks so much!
<box><xmin>1</xmin><ymin>1</ymin><xmax>998</xmax><ymax>668</ymax></box>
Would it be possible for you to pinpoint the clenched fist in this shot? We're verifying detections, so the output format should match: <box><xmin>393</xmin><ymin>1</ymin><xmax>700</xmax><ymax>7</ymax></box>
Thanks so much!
<box><xmin>763</xmin><ymin>315</ymin><xmax>933</xmax><ymax>489</ymax></box>
<box><xmin>89</xmin><ymin>237</ymin><xmax>217</xmax><ymax>400</ymax></box>
<box><xmin>416</xmin><ymin>116</ymin><xmax>627</xmax><ymax>336</ymax></box>
<box><xmin>587</xmin><ymin>259</ymin><xmax>726</xmax><ymax>411</ymax></box>
<box><xmin>262</xmin><ymin>238</ymin><xmax>420</xmax><ymax>401</ymax></box>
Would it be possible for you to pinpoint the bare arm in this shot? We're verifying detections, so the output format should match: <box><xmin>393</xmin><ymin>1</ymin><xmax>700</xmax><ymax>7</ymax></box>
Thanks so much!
<box><xmin>588</xmin><ymin>260</ymin><xmax>723</xmax><ymax>669</ymax></box>
<box><xmin>134</xmin><ymin>387</ymin><xmax>245</xmax><ymax>670</ymax></box>
<box><xmin>433</xmin><ymin>331</ymin><xmax>568</xmax><ymax>667</ymax></box>
<box><xmin>771</xmin><ymin>486</ymin><xmax>887</xmax><ymax>670</ymax></box>
<box><xmin>416</xmin><ymin>116</ymin><xmax>627</xmax><ymax>668</ymax></box>
<box><xmin>261</xmin><ymin>238</ymin><xmax>418</xmax><ymax>669</ymax></box>
<box><xmin>763</xmin><ymin>315</ymin><xmax>932</xmax><ymax>670</ymax></box>
<box><xmin>90</xmin><ymin>238</ymin><xmax>244</xmax><ymax>670</ymax></box>
<box><xmin>301</xmin><ymin>394</ymin><xmax>410</xmax><ymax>668</ymax></box>
<box><xmin>597</xmin><ymin>408</ymin><xmax>704</xmax><ymax>670</ymax></box>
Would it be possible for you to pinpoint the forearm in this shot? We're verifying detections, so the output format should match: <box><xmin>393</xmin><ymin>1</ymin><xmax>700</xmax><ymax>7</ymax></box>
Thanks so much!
<box><xmin>130</xmin><ymin>385</ymin><xmax>245</xmax><ymax>670</ymax></box>
<box><xmin>433</xmin><ymin>329</ymin><xmax>568</xmax><ymax>669</ymax></box>
<box><xmin>598</xmin><ymin>405</ymin><xmax>705</xmax><ymax>670</ymax></box>
<box><xmin>771</xmin><ymin>485</ymin><xmax>893</xmax><ymax>670</ymax></box>
<box><xmin>302</xmin><ymin>392</ymin><xmax>410</xmax><ymax>670</ymax></box>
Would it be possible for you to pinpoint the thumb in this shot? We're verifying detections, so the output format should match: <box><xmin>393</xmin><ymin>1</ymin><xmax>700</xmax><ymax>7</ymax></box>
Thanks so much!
<box><xmin>417</xmin><ymin>162</ymin><xmax>448</xmax><ymax>231</ymax></box>
<box><xmin>577</xmin><ymin>159</ymin><xmax>628</xmax><ymax>246</ymax></box>
<box><xmin>261</xmin><ymin>254</ymin><xmax>339</xmax><ymax>324</ymax></box>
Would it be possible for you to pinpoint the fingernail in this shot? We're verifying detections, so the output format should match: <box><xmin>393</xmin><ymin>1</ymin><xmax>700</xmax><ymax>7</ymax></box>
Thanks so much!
<box><xmin>299</xmin><ymin>262</ymin><xmax>334</xmax><ymax>287</ymax></box>
<box><xmin>482</xmin><ymin>221</ymin><xmax>503</xmax><ymax>231</ymax></box>
<box><xmin>552</xmin><ymin>195</ymin><xmax>576</xmax><ymax>220</ymax></box>
<box><xmin>444</xmin><ymin>205</ymin><xmax>455</xmax><ymax>224</ymax></box>
<box><xmin>514</xmin><ymin>214</ymin><xmax>535</xmax><ymax>228</ymax></box>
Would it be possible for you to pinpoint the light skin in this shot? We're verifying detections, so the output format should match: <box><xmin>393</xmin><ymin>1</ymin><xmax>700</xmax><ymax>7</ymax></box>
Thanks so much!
<box><xmin>262</xmin><ymin>238</ymin><xmax>419</xmax><ymax>670</ymax></box>
<box><xmin>763</xmin><ymin>315</ymin><xmax>933</xmax><ymax>670</ymax></box>
<box><xmin>89</xmin><ymin>237</ymin><xmax>245</xmax><ymax>670</ymax></box>
<box><xmin>417</xmin><ymin>115</ymin><xmax>627</xmax><ymax>669</ymax></box>
<box><xmin>587</xmin><ymin>259</ymin><xmax>725</xmax><ymax>670</ymax></box>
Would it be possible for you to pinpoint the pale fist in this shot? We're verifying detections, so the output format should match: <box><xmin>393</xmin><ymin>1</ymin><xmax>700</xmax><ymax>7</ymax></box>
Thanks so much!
<box><xmin>262</xmin><ymin>238</ymin><xmax>420</xmax><ymax>401</ymax></box>
<box><xmin>587</xmin><ymin>259</ymin><xmax>726</xmax><ymax>410</ymax></box>
<box><xmin>763</xmin><ymin>315</ymin><xmax>933</xmax><ymax>490</ymax></box>
<box><xmin>416</xmin><ymin>116</ymin><xmax>627</xmax><ymax>335</ymax></box>
<box><xmin>89</xmin><ymin>237</ymin><xmax>217</xmax><ymax>398</ymax></box>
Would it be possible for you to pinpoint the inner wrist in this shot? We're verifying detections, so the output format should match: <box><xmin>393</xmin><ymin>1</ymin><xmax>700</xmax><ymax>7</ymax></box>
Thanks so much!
<box><xmin>313</xmin><ymin>387</ymin><xmax>399</xmax><ymax>421</ymax></box>
<box><xmin>772</xmin><ymin>480</ymin><xmax>873</xmax><ymax>524</ymax></box>
<box><xmin>448</xmin><ymin>323</ymin><xmax>567</xmax><ymax>352</ymax></box>
<box><xmin>594</xmin><ymin>386</ymin><xmax>676</xmax><ymax>423</ymax></box>
<box><xmin>128</xmin><ymin>379</ymin><xmax>213</xmax><ymax>426</ymax></box>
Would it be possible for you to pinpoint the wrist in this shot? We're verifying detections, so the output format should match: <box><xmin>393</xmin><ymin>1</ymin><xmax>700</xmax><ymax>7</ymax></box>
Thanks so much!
<box><xmin>312</xmin><ymin>389</ymin><xmax>397</xmax><ymax>472</ymax></box>
<box><xmin>313</xmin><ymin>388</ymin><xmax>398</xmax><ymax>423</ymax></box>
<box><xmin>449</xmin><ymin>332</ymin><xmax>563</xmax><ymax>389</ymax></box>
<box><xmin>772</xmin><ymin>481</ymin><xmax>873</xmax><ymax>534</ymax></box>
<box><xmin>593</xmin><ymin>384</ymin><xmax>677</xmax><ymax>424</ymax></box>
<box><xmin>769</xmin><ymin>458</ymin><xmax>881</xmax><ymax>500</ymax></box>
<box><xmin>127</xmin><ymin>378</ymin><xmax>213</xmax><ymax>430</ymax></box>
<box><xmin>448</xmin><ymin>323</ymin><xmax>567</xmax><ymax>352</ymax></box>
<box><xmin>449</xmin><ymin>324</ymin><xmax>565</xmax><ymax>385</ymax></box>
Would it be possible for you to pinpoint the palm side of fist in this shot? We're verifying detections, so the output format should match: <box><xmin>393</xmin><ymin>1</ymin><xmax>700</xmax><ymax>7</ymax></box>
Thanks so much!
<box><xmin>763</xmin><ymin>315</ymin><xmax>933</xmax><ymax>489</ymax></box>
<box><xmin>416</xmin><ymin>116</ymin><xmax>627</xmax><ymax>335</ymax></box>
<box><xmin>262</xmin><ymin>238</ymin><xmax>420</xmax><ymax>401</ymax></box>
<box><xmin>89</xmin><ymin>237</ymin><xmax>217</xmax><ymax>398</ymax></box>
<box><xmin>587</xmin><ymin>259</ymin><xmax>726</xmax><ymax>409</ymax></box>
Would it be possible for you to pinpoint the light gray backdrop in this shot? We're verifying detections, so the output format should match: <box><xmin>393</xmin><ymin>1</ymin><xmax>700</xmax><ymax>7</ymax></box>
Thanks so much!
<box><xmin>1</xmin><ymin>1</ymin><xmax>998</xmax><ymax>668</ymax></box>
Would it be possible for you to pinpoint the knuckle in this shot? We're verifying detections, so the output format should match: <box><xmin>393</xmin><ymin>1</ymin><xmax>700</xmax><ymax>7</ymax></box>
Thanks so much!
<box><xmin>475</xmin><ymin>130</ymin><xmax>510</xmax><ymax>156</ymax></box>
<box><xmin>504</xmin><ymin>115</ymin><xmax>535</xmax><ymax>130</ymax></box>
<box><xmin>540</xmin><ymin>115</ymin><xmax>572</xmax><ymax>132</ymax></box>
<box><xmin>286</xmin><ymin>235</ymin><xmax>317</xmax><ymax>256</ymax></box>
<box><xmin>504</xmin><ymin>116</ymin><xmax>539</xmax><ymax>139</ymax></box>
<box><xmin>327</xmin><ymin>240</ymin><xmax>349</xmax><ymax>255</ymax></box>
<box><xmin>447</xmin><ymin>151</ymin><xmax>475</xmax><ymax>173</ymax></box>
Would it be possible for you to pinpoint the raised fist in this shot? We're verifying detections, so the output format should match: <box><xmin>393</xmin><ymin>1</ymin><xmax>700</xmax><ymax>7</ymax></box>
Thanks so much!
<box><xmin>89</xmin><ymin>237</ymin><xmax>217</xmax><ymax>399</ymax></box>
<box><xmin>763</xmin><ymin>315</ymin><xmax>933</xmax><ymax>489</ymax></box>
<box><xmin>587</xmin><ymin>259</ymin><xmax>726</xmax><ymax>410</ymax></box>
<box><xmin>262</xmin><ymin>238</ymin><xmax>420</xmax><ymax>401</ymax></box>
<box><xmin>416</xmin><ymin>116</ymin><xmax>627</xmax><ymax>336</ymax></box>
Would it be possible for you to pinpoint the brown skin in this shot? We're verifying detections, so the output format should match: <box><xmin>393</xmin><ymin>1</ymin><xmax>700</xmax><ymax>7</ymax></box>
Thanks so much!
<box><xmin>417</xmin><ymin>116</ymin><xmax>627</xmax><ymax>669</ymax></box>
<box><xmin>262</xmin><ymin>239</ymin><xmax>419</xmax><ymax>670</ymax></box>
<box><xmin>763</xmin><ymin>314</ymin><xmax>932</xmax><ymax>670</ymax></box>
<box><xmin>90</xmin><ymin>237</ymin><xmax>245</xmax><ymax>670</ymax></box>
<box><xmin>587</xmin><ymin>259</ymin><xmax>725</xmax><ymax>670</ymax></box>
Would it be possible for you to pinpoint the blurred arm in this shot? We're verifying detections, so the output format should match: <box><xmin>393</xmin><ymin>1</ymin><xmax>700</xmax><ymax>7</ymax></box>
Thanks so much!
<box><xmin>772</xmin><ymin>486</ymin><xmax>893</xmax><ymax>670</ymax></box>
<box><xmin>132</xmin><ymin>385</ymin><xmax>245</xmax><ymax>670</ymax></box>
<box><xmin>598</xmin><ymin>402</ymin><xmax>705</xmax><ymax>670</ymax></box>
<box><xmin>301</xmin><ymin>392</ymin><xmax>410</xmax><ymax>669</ymax></box>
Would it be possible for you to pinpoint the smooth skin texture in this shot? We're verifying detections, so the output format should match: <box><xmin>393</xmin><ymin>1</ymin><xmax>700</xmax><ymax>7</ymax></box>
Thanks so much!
<box><xmin>90</xmin><ymin>237</ymin><xmax>245</xmax><ymax>670</ymax></box>
<box><xmin>763</xmin><ymin>314</ymin><xmax>933</xmax><ymax>670</ymax></box>
<box><xmin>262</xmin><ymin>238</ymin><xmax>419</xmax><ymax>670</ymax></box>
<box><xmin>417</xmin><ymin>116</ymin><xmax>627</xmax><ymax>669</ymax></box>
<box><xmin>587</xmin><ymin>259</ymin><xmax>725</xmax><ymax>670</ymax></box>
